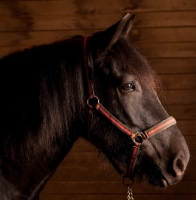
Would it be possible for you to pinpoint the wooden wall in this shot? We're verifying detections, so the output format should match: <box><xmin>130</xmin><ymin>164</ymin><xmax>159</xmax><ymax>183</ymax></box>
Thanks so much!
<box><xmin>0</xmin><ymin>0</ymin><xmax>195</xmax><ymax>200</ymax></box>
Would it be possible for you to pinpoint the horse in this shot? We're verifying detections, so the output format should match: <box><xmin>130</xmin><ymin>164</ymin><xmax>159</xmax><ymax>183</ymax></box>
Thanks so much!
<box><xmin>0</xmin><ymin>13</ymin><xmax>190</xmax><ymax>200</ymax></box>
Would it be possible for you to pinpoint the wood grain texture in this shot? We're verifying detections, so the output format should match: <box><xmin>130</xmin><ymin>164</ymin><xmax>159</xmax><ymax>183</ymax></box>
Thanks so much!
<box><xmin>160</xmin><ymin>90</ymin><xmax>196</xmax><ymax>105</ymax></box>
<box><xmin>39</xmin><ymin>194</ymin><xmax>196</xmax><ymax>200</ymax></box>
<box><xmin>137</xmin><ymin>42</ymin><xmax>196</xmax><ymax>58</ymax></box>
<box><xmin>0</xmin><ymin>0</ymin><xmax>196</xmax><ymax>17</ymax></box>
<box><xmin>0</xmin><ymin>12</ymin><xmax>196</xmax><ymax>32</ymax></box>
<box><xmin>1</xmin><ymin>27</ymin><xmax>196</xmax><ymax>48</ymax></box>
<box><xmin>160</xmin><ymin>74</ymin><xmax>196</xmax><ymax>89</ymax></box>
<box><xmin>41</xmin><ymin>180</ymin><xmax>196</xmax><ymax>194</ymax></box>
<box><xmin>48</xmin><ymin>165</ymin><xmax>196</xmax><ymax>181</ymax></box>
<box><xmin>149</xmin><ymin>58</ymin><xmax>196</xmax><ymax>74</ymax></box>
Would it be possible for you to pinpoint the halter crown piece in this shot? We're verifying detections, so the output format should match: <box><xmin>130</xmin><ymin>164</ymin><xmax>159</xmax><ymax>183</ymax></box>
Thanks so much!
<box><xmin>83</xmin><ymin>36</ymin><xmax>176</xmax><ymax>194</ymax></box>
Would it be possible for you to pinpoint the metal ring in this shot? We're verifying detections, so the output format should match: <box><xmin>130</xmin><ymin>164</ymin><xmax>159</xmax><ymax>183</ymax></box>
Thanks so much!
<box><xmin>122</xmin><ymin>176</ymin><xmax>134</xmax><ymax>187</ymax></box>
<box><xmin>87</xmin><ymin>96</ymin><xmax>99</xmax><ymax>108</ymax></box>
<box><xmin>132</xmin><ymin>132</ymin><xmax>144</xmax><ymax>144</ymax></box>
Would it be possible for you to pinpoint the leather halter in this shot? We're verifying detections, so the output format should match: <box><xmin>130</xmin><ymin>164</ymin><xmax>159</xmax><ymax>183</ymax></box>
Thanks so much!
<box><xmin>83</xmin><ymin>36</ymin><xmax>176</xmax><ymax>178</ymax></box>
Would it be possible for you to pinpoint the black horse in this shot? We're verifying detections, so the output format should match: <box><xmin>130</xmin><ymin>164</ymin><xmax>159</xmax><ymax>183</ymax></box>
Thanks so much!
<box><xmin>0</xmin><ymin>14</ymin><xmax>190</xmax><ymax>199</ymax></box>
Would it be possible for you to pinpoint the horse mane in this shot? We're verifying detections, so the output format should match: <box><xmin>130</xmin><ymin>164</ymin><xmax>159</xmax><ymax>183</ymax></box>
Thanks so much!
<box><xmin>0</xmin><ymin>35</ymin><xmax>87</xmax><ymax>161</ymax></box>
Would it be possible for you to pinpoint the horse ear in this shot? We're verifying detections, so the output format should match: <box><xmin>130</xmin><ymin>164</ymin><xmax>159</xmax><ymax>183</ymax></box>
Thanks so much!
<box><xmin>103</xmin><ymin>13</ymin><xmax>135</xmax><ymax>49</ymax></box>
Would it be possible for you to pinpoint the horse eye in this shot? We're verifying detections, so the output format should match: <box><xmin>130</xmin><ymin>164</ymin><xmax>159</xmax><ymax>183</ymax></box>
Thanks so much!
<box><xmin>120</xmin><ymin>82</ymin><xmax>136</xmax><ymax>91</ymax></box>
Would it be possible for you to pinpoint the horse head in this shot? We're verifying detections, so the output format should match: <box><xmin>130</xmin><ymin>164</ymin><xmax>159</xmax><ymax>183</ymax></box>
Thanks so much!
<box><xmin>83</xmin><ymin>14</ymin><xmax>190</xmax><ymax>188</ymax></box>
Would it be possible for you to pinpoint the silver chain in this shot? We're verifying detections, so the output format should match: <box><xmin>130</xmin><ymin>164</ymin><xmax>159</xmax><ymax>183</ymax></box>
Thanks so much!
<box><xmin>127</xmin><ymin>184</ymin><xmax>134</xmax><ymax>200</ymax></box>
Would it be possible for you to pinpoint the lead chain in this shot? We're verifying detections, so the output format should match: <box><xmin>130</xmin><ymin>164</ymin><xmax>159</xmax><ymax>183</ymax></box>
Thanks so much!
<box><xmin>127</xmin><ymin>184</ymin><xmax>134</xmax><ymax>200</ymax></box>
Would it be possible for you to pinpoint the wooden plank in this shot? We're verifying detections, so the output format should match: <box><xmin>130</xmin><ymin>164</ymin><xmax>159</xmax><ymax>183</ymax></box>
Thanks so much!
<box><xmin>184</xmin><ymin>136</ymin><xmax>196</xmax><ymax>151</ymax></box>
<box><xmin>40</xmin><ymin>194</ymin><xmax>196</xmax><ymax>200</ymax></box>
<box><xmin>189</xmin><ymin>151</ymin><xmax>196</xmax><ymax>167</ymax></box>
<box><xmin>138</xmin><ymin>42</ymin><xmax>196</xmax><ymax>58</ymax></box>
<box><xmin>41</xmin><ymin>180</ymin><xmax>196</xmax><ymax>194</ymax></box>
<box><xmin>148</xmin><ymin>58</ymin><xmax>196</xmax><ymax>74</ymax></box>
<box><xmin>67</xmin><ymin>0</ymin><xmax>196</xmax><ymax>13</ymax></box>
<box><xmin>1</xmin><ymin>27</ymin><xmax>196</xmax><ymax>48</ymax></box>
<box><xmin>0</xmin><ymin>0</ymin><xmax>196</xmax><ymax>17</ymax></box>
<box><xmin>0</xmin><ymin>1</ymin><xmax>75</xmax><ymax>16</ymax></box>
<box><xmin>0</xmin><ymin>12</ymin><xmax>196</xmax><ymax>32</ymax></box>
<box><xmin>177</xmin><ymin>120</ymin><xmax>196</xmax><ymax>135</ymax></box>
<box><xmin>129</xmin><ymin>27</ymin><xmax>196</xmax><ymax>43</ymax></box>
<box><xmin>159</xmin><ymin>74</ymin><xmax>196</xmax><ymax>90</ymax></box>
<box><xmin>61</xmin><ymin>152</ymin><xmax>100</xmax><ymax>165</ymax></box>
<box><xmin>42</xmin><ymin>153</ymin><xmax>196</xmax><ymax>198</ymax></box>
<box><xmin>160</xmin><ymin>90</ymin><xmax>196</xmax><ymax>105</ymax></box>
<box><xmin>164</xmin><ymin>105</ymin><xmax>196</xmax><ymax>119</ymax></box>
<box><xmin>50</xmin><ymin>165</ymin><xmax>121</xmax><ymax>181</ymax></box>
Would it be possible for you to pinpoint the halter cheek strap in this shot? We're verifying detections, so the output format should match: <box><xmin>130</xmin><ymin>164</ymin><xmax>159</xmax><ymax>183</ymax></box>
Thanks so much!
<box><xmin>83</xmin><ymin>36</ymin><xmax>176</xmax><ymax>178</ymax></box>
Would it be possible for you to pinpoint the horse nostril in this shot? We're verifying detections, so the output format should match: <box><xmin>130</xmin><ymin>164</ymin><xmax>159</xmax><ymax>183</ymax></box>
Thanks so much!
<box><xmin>172</xmin><ymin>154</ymin><xmax>185</xmax><ymax>178</ymax></box>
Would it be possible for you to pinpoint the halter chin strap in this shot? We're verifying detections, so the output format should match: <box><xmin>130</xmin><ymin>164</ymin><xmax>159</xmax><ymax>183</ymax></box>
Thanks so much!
<box><xmin>83</xmin><ymin>36</ymin><xmax>176</xmax><ymax>178</ymax></box>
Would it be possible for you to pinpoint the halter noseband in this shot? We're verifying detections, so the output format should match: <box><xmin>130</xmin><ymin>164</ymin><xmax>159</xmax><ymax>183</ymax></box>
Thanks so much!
<box><xmin>83</xmin><ymin>36</ymin><xmax>176</xmax><ymax>178</ymax></box>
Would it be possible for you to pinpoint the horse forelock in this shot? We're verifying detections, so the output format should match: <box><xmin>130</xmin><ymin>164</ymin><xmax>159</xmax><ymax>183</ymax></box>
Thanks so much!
<box><xmin>96</xmin><ymin>38</ymin><xmax>162</xmax><ymax>95</ymax></box>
